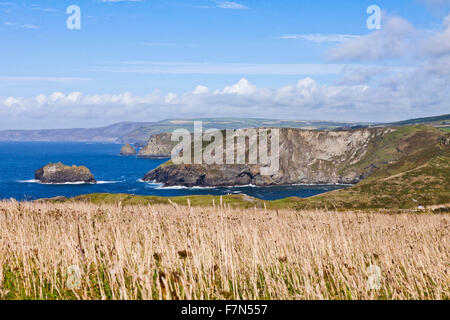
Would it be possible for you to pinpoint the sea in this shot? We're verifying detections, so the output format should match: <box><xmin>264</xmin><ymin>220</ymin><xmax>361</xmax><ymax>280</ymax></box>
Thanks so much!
<box><xmin>0</xmin><ymin>142</ymin><xmax>348</xmax><ymax>201</ymax></box>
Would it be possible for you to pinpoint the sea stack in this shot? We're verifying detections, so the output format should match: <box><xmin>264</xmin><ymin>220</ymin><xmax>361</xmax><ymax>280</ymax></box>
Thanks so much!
<box><xmin>35</xmin><ymin>163</ymin><xmax>96</xmax><ymax>184</ymax></box>
<box><xmin>120</xmin><ymin>143</ymin><xmax>137</xmax><ymax>156</ymax></box>
<box><xmin>138</xmin><ymin>133</ymin><xmax>175</xmax><ymax>159</ymax></box>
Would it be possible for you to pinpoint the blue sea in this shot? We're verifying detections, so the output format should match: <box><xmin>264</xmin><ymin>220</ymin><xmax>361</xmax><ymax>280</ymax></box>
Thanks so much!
<box><xmin>0</xmin><ymin>142</ymin><xmax>347</xmax><ymax>201</ymax></box>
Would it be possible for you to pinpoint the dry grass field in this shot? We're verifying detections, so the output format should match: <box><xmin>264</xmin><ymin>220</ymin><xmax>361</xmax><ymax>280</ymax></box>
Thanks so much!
<box><xmin>0</xmin><ymin>199</ymin><xmax>448</xmax><ymax>300</ymax></box>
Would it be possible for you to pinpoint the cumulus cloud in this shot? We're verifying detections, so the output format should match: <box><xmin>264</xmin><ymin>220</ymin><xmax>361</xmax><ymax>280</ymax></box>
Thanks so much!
<box><xmin>221</xmin><ymin>78</ymin><xmax>256</xmax><ymax>95</ymax></box>
<box><xmin>193</xmin><ymin>85</ymin><xmax>209</xmax><ymax>95</ymax></box>
<box><xmin>1</xmin><ymin>74</ymin><xmax>449</xmax><ymax>129</ymax></box>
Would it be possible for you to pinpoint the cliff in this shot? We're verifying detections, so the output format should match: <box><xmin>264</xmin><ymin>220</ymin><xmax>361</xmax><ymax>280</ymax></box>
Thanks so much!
<box><xmin>35</xmin><ymin>163</ymin><xmax>96</xmax><ymax>184</ymax></box>
<box><xmin>138</xmin><ymin>133</ymin><xmax>176</xmax><ymax>158</ymax></box>
<box><xmin>143</xmin><ymin>127</ymin><xmax>397</xmax><ymax>187</ymax></box>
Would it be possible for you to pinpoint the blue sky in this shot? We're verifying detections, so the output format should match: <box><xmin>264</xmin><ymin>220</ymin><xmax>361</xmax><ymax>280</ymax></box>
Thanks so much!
<box><xmin>0</xmin><ymin>0</ymin><xmax>449</xmax><ymax>129</ymax></box>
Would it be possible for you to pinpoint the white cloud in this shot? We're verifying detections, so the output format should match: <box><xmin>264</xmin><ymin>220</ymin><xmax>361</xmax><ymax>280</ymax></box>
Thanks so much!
<box><xmin>222</xmin><ymin>78</ymin><xmax>256</xmax><ymax>95</ymax></box>
<box><xmin>4</xmin><ymin>22</ymin><xmax>40</xmax><ymax>29</ymax></box>
<box><xmin>3</xmin><ymin>97</ymin><xmax>21</xmax><ymax>107</ymax></box>
<box><xmin>324</xmin><ymin>12</ymin><xmax>450</xmax><ymax>110</ymax></box>
<box><xmin>67</xmin><ymin>92</ymin><xmax>83</xmax><ymax>103</ymax></box>
<box><xmin>193</xmin><ymin>85</ymin><xmax>209</xmax><ymax>95</ymax></box>
<box><xmin>1</xmin><ymin>74</ymin><xmax>449</xmax><ymax>128</ymax></box>
<box><xmin>215</xmin><ymin>1</ymin><xmax>248</xmax><ymax>10</ymax></box>
<box><xmin>197</xmin><ymin>1</ymin><xmax>248</xmax><ymax>10</ymax></box>
<box><xmin>49</xmin><ymin>92</ymin><xmax>66</xmax><ymax>102</ymax></box>
<box><xmin>423</xmin><ymin>14</ymin><xmax>450</xmax><ymax>57</ymax></box>
<box><xmin>281</xmin><ymin>34</ymin><xmax>361</xmax><ymax>43</ymax></box>
<box><xmin>328</xmin><ymin>16</ymin><xmax>416</xmax><ymax>62</ymax></box>
<box><xmin>336</xmin><ymin>66</ymin><xmax>387</xmax><ymax>86</ymax></box>
<box><xmin>36</xmin><ymin>94</ymin><xmax>47</xmax><ymax>105</ymax></box>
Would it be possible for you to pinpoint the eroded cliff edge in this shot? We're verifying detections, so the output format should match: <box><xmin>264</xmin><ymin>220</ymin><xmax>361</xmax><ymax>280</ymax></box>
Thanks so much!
<box><xmin>143</xmin><ymin>127</ymin><xmax>396</xmax><ymax>187</ymax></box>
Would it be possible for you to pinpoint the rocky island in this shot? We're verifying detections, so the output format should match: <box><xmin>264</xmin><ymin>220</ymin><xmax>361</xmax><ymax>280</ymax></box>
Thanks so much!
<box><xmin>120</xmin><ymin>143</ymin><xmax>137</xmax><ymax>156</ymax></box>
<box><xmin>35</xmin><ymin>163</ymin><xmax>96</xmax><ymax>184</ymax></box>
<box><xmin>138</xmin><ymin>133</ymin><xmax>176</xmax><ymax>159</ymax></box>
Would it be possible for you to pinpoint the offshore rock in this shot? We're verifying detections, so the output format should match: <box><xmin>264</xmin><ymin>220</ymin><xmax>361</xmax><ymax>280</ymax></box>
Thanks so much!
<box><xmin>138</xmin><ymin>133</ymin><xmax>176</xmax><ymax>159</ymax></box>
<box><xmin>120</xmin><ymin>143</ymin><xmax>137</xmax><ymax>156</ymax></box>
<box><xmin>35</xmin><ymin>163</ymin><xmax>96</xmax><ymax>184</ymax></box>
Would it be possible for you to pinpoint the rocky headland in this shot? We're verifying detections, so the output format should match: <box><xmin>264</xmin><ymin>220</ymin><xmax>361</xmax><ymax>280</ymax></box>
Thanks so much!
<box><xmin>143</xmin><ymin>127</ymin><xmax>396</xmax><ymax>187</ymax></box>
<box><xmin>35</xmin><ymin>163</ymin><xmax>96</xmax><ymax>184</ymax></box>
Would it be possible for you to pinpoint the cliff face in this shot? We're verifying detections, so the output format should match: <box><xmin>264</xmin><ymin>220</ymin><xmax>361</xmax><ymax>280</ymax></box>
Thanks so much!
<box><xmin>138</xmin><ymin>133</ymin><xmax>176</xmax><ymax>159</ymax></box>
<box><xmin>143</xmin><ymin>127</ymin><xmax>394</xmax><ymax>187</ymax></box>
<box><xmin>35</xmin><ymin>163</ymin><xmax>96</xmax><ymax>184</ymax></box>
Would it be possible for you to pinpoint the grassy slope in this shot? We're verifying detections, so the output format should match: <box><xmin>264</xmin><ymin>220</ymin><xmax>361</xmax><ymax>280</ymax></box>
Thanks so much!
<box><xmin>302</xmin><ymin>126</ymin><xmax>450</xmax><ymax>210</ymax></box>
<box><xmin>52</xmin><ymin>126</ymin><xmax>449</xmax><ymax>211</ymax></box>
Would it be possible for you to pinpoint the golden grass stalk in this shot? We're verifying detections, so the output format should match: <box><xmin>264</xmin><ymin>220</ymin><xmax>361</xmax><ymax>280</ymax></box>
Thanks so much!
<box><xmin>0</xmin><ymin>200</ymin><xmax>448</xmax><ymax>300</ymax></box>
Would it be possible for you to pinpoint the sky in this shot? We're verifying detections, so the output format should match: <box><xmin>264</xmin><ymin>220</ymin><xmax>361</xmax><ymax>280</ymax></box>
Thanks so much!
<box><xmin>0</xmin><ymin>0</ymin><xmax>449</xmax><ymax>129</ymax></box>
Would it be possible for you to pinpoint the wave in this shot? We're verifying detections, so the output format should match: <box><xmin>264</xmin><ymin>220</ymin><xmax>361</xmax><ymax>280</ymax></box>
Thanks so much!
<box><xmin>18</xmin><ymin>180</ymin><xmax>119</xmax><ymax>185</ymax></box>
<box><xmin>154</xmin><ymin>185</ymin><xmax>216</xmax><ymax>190</ymax></box>
<box><xmin>138</xmin><ymin>179</ymin><xmax>164</xmax><ymax>187</ymax></box>
<box><xmin>41</xmin><ymin>181</ymin><xmax>95</xmax><ymax>185</ymax></box>
<box><xmin>144</xmin><ymin>183</ymin><xmax>262</xmax><ymax>190</ymax></box>
<box><xmin>234</xmin><ymin>184</ymin><xmax>258</xmax><ymax>188</ymax></box>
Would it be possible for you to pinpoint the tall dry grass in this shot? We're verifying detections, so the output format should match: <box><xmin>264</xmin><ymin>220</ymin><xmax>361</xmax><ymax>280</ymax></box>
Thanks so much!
<box><xmin>0</xmin><ymin>199</ymin><xmax>448</xmax><ymax>300</ymax></box>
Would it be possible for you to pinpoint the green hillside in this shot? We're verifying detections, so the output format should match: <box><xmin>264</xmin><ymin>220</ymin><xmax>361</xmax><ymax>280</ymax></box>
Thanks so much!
<box><xmin>298</xmin><ymin>126</ymin><xmax>450</xmax><ymax>209</ymax></box>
